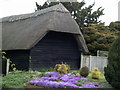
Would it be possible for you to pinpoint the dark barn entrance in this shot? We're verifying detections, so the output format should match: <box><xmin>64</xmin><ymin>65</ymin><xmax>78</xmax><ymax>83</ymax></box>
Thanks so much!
<box><xmin>30</xmin><ymin>31</ymin><xmax>81</xmax><ymax>70</ymax></box>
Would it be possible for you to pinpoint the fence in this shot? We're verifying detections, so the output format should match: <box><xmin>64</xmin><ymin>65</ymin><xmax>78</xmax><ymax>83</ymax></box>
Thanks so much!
<box><xmin>81</xmin><ymin>55</ymin><xmax>108</xmax><ymax>72</ymax></box>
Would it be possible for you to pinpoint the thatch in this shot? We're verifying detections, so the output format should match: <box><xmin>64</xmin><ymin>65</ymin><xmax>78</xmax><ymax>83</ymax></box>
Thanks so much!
<box><xmin>1</xmin><ymin>3</ymin><xmax>88</xmax><ymax>52</ymax></box>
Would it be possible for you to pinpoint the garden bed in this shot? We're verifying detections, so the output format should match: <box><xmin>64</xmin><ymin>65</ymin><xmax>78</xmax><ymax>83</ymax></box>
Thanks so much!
<box><xmin>2</xmin><ymin>70</ymin><xmax>113</xmax><ymax>89</ymax></box>
<box><xmin>28</xmin><ymin>71</ymin><xmax>112</xmax><ymax>88</ymax></box>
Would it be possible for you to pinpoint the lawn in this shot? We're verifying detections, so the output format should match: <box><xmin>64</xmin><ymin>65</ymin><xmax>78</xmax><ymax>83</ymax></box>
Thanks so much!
<box><xmin>2</xmin><ymin>70</ymin><xmax>43</xmax><ymax>88</ymax></box>
<box><xmin>2</xmin><ymin>69</ymin><xmax>113</xmax><ymax>89</ymax></box>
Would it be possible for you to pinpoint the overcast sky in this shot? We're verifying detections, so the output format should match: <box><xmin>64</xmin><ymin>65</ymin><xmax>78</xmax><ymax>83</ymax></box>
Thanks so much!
<box><xmin>0</xmin><ymin>0</ymin><xmax>119</xmax><ymax>25</ymax></box>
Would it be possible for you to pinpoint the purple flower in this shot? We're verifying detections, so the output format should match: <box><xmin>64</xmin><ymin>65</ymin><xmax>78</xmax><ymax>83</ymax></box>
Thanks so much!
<box><xmin>80</xmin><ymin>78</ymin><xmax>88</xmax><ymax>81</ymax></box>
<box><xmin>48</xmin><ymin>77</ymin><xmax>59</xmax><ymax>81</ymax></box>
<box><xmin>45</xmin><ymin>71</ymin><xmax>59</xmax><ymax>77</ymax></box>
<box><xmin>41</xmin><ymin>77</ymin><xmax>49</xmax><ymax>80</ymax></box>
<box><xmin>58</xmin><ymin>81</ymin><xmax>66</xmax><ymax>88</ymax></box>
<box><xmin>29</xmin><ymin>81</ymin><xmax>35</xmax><ymax>84</ymax></box>
<box><xmin>64</xmin><ymin>82</ymin><xmax>80</xmax><ymax>88</ymax></box>
<box><xmin>82</xmin><ymin>83</ymin><xmax>97</xmax><ymax>88</ymax></box>
<box><xmin>60</xmin><ymin>75</ymin><xmax>69</xmax><ymax>81</ymax></box>
<box><xmin>50</xmin><ymin>81</ymin><xmax>60</xmax><ymax>88</ymax></box>
<box><xmin>67</xmin><ymin>79</ymin><xmax>77</xmax><ymax>84</ymax></box>
<box><xmin>29</xmin><ymin>80</ymin><xmax>41</xmax><ymax>85</ymax></box>
<box><xmin>29</xmin><ymin>71</ymin><xmax>92</xmax><ymax>88</ymax></box>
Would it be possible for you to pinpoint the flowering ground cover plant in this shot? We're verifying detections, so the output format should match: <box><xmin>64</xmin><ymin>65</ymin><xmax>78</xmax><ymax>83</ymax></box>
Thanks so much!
<box><xmin>29</xmin><ymin>71</ymin><xmax>101</xmax><ymax>88</ymax></box>
<box><xmin>2</xmin><ymin>70</ymin><xmax>112</xmax><ymax>88</ymax></box>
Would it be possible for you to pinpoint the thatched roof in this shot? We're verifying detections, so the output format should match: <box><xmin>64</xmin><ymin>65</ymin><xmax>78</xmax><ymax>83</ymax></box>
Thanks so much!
<box><xmin>1</xmin><ymin>3</ymin><xmax>88</xmax><ymax>52</ymax></box>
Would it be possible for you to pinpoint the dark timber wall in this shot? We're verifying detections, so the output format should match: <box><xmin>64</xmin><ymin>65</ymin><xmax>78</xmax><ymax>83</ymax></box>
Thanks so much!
<box><xmin>5</xmin><ymin>50</ymin><xmax>30</xmax><ymax>70</ymax></box>
<box><xmin>30</xmin><ymin>31</ymin><xmax>81</xmax><ymax>70</ymax></box>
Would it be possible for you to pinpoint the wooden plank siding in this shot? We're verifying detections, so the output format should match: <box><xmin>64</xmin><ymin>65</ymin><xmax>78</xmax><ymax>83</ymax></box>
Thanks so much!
<box><xmin>5</xmin><ymin>50</ymin><xmax>30</xmax><ymax>70</ymax></box>
<box><xmin>30</xmin><ymin>31</ymin><xmax>81</xmax><ymax>70</ymax></box>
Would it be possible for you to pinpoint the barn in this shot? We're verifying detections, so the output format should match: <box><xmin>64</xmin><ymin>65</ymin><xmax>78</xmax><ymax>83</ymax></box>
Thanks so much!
<box><xmin>1</xmin><ymin>3</ymin><xmax>88</xmax><ymax>70</ymax></box>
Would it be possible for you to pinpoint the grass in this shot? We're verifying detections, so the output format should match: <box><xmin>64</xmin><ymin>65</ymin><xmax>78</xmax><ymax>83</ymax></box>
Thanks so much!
<box><xmin>70</xmin><ymin>70</ymin><xmax>109</xmax><ymax>84</ymax></box>
<box><xmin>2</xmin><ymin>70</ymin><xmax>111</xmax><ymax>88</ymax></box>
<box><xmin>37</xmin><ymin>68</ymin><xmax>54</xmax><ymax>72</ymax></box>
<box><xmin>70</xmin><ymin>70</ymin><xmax>112</xmax><ymax>88</ymax></box>
<box><xmin>2</xmin><ymin>70</ymin><xmax>44</xmax><ymax>88</ymax></box>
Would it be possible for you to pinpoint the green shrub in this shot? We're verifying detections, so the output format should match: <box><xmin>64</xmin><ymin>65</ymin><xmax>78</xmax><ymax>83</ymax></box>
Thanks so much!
<box><xmin>54</xmin><ymin>63</ymin><xmax>70</xmax><ymax>74</ymax></box>
<box><xmin>71</xmin><ymin>71</ymin><xmax>79</xmax><ymax>75</ymax></box>
<box><xmin>80</xmin><ymin>66</ymin><xmax>89</xmax><ymax>77</ymax></box>
<box><xmin>104</xmin><ymin>36</ymin><xmax>120</xmax><ymax>89</ymax></box>
<box><xmin>91</xmin><ymin>67</ymin><xmax>101</xmax><ymax>79</ymax></box>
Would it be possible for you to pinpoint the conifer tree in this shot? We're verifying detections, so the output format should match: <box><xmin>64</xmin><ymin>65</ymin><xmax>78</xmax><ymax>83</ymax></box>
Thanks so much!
<box><xmin>104</xmin><ymin>35</ymin><xmax>120</xmax><ymax>89</ymax></box>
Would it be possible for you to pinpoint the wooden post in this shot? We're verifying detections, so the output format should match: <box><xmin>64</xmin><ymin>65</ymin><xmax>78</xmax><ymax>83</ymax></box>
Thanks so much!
<box><xmin>29</xmin><ymin>56</ymin><xmax>32</xmax><ymax>71</ymax></box>
<box><xmin>6</xmin><ymin>59</ymin><xmax>10</xmax><ymax>75</ymax></box>
<box><xmin>0</xmin><ymin>57</ymin><xmax>2</xmax><ymax>89</ymax></box>
<box><xmin>89</xmin><ymin>55</ymin><xmax>90</xmax><ymax>71</ymax></box>
<box><xmin>90</xmin><ymin>55</ymin><xmax>92</xmax><ymax>71</ymax></box>
<box><xmin>80</xmin><ymin>54</ymin><xmax>83</xmax><ymax>69</ymax></box>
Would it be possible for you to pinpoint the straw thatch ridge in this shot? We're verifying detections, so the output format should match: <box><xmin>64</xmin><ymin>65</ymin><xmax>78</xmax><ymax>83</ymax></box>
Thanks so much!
<box><xmin>1</xmin><ymin>3</ymin><xmax>88</xmax><ymax>52</ymax></box>
<box><xmin>1</xmin><ymin>3</ymin><xmax>69</xmax><ymax>22</ymax></box>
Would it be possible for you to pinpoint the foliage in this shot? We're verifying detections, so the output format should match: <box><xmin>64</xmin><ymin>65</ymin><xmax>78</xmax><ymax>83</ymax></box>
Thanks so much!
<box><xmin>29</xmin><ymin>71</ymin><xmax>96</xmax><ymax>88</ymax></box>
<box><xmin>71</xmin><ymin>71</ymin><xmax>79</xmax><ymax>75</ymax></box>
<box><xmin>98</xmin><ymin>51</ymin><xmax>108</xmax><ymax>57</ymax></box>
<box><xmin>80</xmin><ymin>66</ymin><xmax>89</xmax><ymax>77</ymax></box>
<box><xmin>54</xmin><ymin>63</ymin><xmax>70</xmax><ymax>74</ymax></box>
<box><xmin>88</xmin><ymin>73</ymin><xmax>106</xmax><ymax>84</ymax></box>
<box><xmin>109</xmin><ymin>21</ymin><xmax>120</xmax><ymax>31</ymax></box>
<box><xmin>35</xmin><ymin>0</ymin><xmax>104</xmax><ymax>30</ymax></box>
<box><xmin>2</xmin><ymin>70</ymin><xmax>111</xmax><ymax>88</ymax></box>
<box><xmin>91</xmin><ymin>67</ymin><xmax>101</xmax><ymax>79</ymax></box>
<box><xmin>83</xmin><ymin>23</ymin><xmax>119</xmax><ymax>55</ymax></box>
<box><xmin>1</xmin><ymin>51</ymin><xmax>8</xmax><ymax>61</ymax></box>
<box><xmin>2</xmin><ymin>70</ymin><xmax>42</xmax><ymax>88</ymax></box>
<box><xmin>29</xmin><ymin>71</ymin><xmax>82</xmax><ymax>88</ymax></box>
<box><xmin>104</xmin><ymin>35</ymin><xmax>120</xmax><ymax>89</ymax></box>
<box><xmin>1</xmin><ymin>51</ymin><xmax>17</xmax><ymax>72</ymax></box>
<box><xmin>29</xmin><ymin>71</ymin><xmax>112</xmax><ymax>88</ymax></box>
